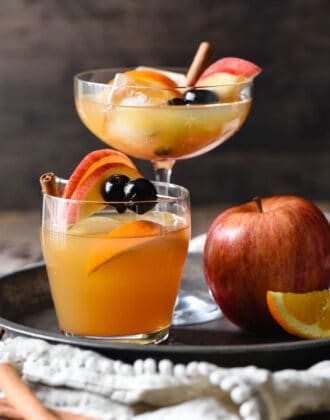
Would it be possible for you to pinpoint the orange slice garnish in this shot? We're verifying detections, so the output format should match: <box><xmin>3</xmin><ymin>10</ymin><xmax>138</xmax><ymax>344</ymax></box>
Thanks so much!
<box><xmin>110</xmin><ymin>69</ymin><xmax>178</xmax><ymax>89</ymax></box>
<box><xmin>266</xmin><ymin>290</ymin><xmax>330</xmax><ymax>339</ymax></box>
<box><xmin>107</xmin><ymin>220</ymin><xmax>164</xmax><ymax>237</ymax></box>
<box><xmin>87</xmin><ymin>220</ymin><xmax>164</xmax><ymax>274</ymax></box>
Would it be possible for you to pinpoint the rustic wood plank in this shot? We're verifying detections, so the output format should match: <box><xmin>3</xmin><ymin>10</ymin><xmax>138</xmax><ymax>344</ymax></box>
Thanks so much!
<box><xmin>0</xmin><ymin>0</ymin><xmax>328</xmax><ymax>210</ymax></box>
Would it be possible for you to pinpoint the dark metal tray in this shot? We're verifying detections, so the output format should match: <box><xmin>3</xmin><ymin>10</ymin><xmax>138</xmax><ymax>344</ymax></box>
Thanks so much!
<box><xmin>1</xmin><ymin>261</ymin><xmax>330</xmax><ymax>371</ymax></box>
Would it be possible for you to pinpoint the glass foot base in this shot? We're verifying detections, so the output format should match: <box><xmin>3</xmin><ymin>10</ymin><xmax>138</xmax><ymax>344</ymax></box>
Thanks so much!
<box><xmin>172</xmin><ymin>290</ymin><xmax>222</xmax><ymax>326</ymax></box>
<box><xmin>172</xmin><ymin>252</ymin><xmax>222</xmax><ymax>326</ymax></box>
<box><xmin>63</xmin><ymin>327</ymin><xmax>169</xmax><ymax>344</ymax></box>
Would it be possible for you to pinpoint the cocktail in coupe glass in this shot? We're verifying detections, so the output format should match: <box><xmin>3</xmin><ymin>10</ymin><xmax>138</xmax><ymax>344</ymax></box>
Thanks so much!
<box><xmin>74</xmin><ymin>59</ymin><xmax>258</xmax><ymax>325</ymax></box>
<box><xmin>75</xmin><ymin>68</ymin><xmax>253</xmax><ymax>182</ymax></box>
<box><xmin>41</xmin><ymin>179</ymin><xmax>190</xmax><ymax>344</ymax></box>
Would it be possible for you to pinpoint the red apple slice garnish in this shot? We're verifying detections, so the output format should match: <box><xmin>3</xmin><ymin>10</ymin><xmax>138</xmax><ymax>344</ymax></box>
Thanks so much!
<box><xmin>196</xmin><ymin>57</ymin><xmax>261</xmax><ymax>101</ymax></box>
<box><xmin>66</xmin><ymin>162</ymin><xmax>141</xmax><ymax>224</ymax></box>
<box><xmin>70</xmin><ymin>163</ymin><xmax>140</xmax><ymax>202</ymax></box>
<box><xmin>198</xmin><ymin>57</ymin><xmax>262</xmax><ymax>82</ymax></box>
<box><xmin>62</xmin><ymin>149</ymin><xmax>137</xmax><ymax>199</ymax></box>
<box><xmin>197</xmin><ymin>72</ymin><xmax>247</xmax><ymax>100</ymax></box>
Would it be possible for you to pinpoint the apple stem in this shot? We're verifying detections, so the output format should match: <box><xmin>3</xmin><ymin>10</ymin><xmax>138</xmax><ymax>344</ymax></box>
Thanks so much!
<box><xmin>253</xmin><ymin>196</ymin><xmax>263</xmax><ymax>213</ymax></box>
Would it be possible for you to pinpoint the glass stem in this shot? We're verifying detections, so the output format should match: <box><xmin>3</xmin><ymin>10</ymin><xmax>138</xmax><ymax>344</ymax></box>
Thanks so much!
<box><xmin>151</xmin><ymin>159</ymin><xmax>176</xmax><ymax>183</ymax></box>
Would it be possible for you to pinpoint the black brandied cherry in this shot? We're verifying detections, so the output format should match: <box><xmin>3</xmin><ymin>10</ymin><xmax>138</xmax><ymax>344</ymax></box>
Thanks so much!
<box><xmin>167</xmin><ymin>89</ymin><xmax>219</xmax><ymax>106</ymax></box>
<box><xmin>124</xmin><ymin>178</ymin><xmax>157</xmax><ymax>214</ymax></box>
<box><xmin>167</xmin><ymin>97</ymin><xmax>186</xmax><ymax>105</ymax></box>
<box><xmin>102</xmin><ymin>174</ymin><xmax>129</xmax><ymax>213</ymax></box>
<box><xmin>184</xmin><ymin>89</ymin><xmax>219</xmax><ymax>104</ymax></box>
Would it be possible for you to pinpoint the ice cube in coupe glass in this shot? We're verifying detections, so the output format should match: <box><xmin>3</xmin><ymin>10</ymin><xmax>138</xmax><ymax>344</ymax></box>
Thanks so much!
<box><xmin>105</xmin><ymin>73</ymin><xmax>178</xmax><ymax>106</ymax></box>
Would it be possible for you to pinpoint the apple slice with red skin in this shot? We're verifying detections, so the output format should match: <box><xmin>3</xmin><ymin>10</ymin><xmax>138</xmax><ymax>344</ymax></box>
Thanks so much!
<box><xmin>66</xmin><ymin>163</ymin><xmax>141</xmax><ymax>224</ymax></box>
<box><xmin>62</xmin><ymin>149</ymin><xmax>137</xmax><ymax>199</ymax></box>
<box><xmin>203</xmin><ymin>195</ymin><xmax>330</xmax><ymax>332</ymax></box>
<box><xmin>196</xmin><ymin>57</ymin><xmax>261</xmax><ymax>101</ymax></box>
<box><xmin>198</xmin><ymin>57</ymin><xmax>262</xmax><ymax>82</ymax></box>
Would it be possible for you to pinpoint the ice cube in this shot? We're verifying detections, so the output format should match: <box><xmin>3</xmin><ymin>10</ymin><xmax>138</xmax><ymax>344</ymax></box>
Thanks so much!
<box><xmin>136</xmin><ymin>66</ymin><xmax>186</xmax><ymax>87</ymax></box>
<box><xmin>143</xmin><ymin>211</ymin><xmax>178</xmax><ymax>227</ymax></box>
<box><xmin>106</xmin><ymin>73</ymin><xmax>176</xmax><ymax>106</ymax></box>
<box><xmin>119</xmin><ymin>92</ymin><xmax>151</xmax><ymax>107</ymax></box>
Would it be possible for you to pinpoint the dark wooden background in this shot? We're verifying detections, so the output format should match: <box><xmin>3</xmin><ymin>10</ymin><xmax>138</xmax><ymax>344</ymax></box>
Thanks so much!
<box><xmin>0</xmin><ymin>0</ymin><xmax>329</xmax><ymax>210</ymax></box>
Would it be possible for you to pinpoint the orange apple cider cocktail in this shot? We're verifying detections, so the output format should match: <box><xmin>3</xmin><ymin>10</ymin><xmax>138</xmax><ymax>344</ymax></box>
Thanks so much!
<box><xmin>42</xmin><ymin>208</ymin><xmax>190</xmax><ymax>340</ymax></box>
<box><xmin>75</xmin><ymin>67</ymin><xmax>254</xmax><ymax>160</ymax></box>
<box><xmin>40</xmin><ymin>154</ymin><xmax>190</xmax><ymax>344</ymax></box>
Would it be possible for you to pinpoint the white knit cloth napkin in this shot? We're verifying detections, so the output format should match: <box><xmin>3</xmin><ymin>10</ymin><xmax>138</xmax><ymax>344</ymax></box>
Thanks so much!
<box><xmin>1</xmin><ymin>337</ymin><xmax>330</xmax><ymax>420</ymax></box>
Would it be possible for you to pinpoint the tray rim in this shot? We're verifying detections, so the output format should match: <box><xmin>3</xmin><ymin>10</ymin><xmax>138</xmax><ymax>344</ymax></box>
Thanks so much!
<box><xmin>1</xmin><ymin>262</ymin><xmax>330</xmax><ymax>358</ymax></box>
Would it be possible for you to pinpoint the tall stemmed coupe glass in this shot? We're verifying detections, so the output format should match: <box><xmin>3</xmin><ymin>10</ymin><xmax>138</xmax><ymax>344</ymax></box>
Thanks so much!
<box><xmin>74</xmin><ymin>64</ymin><xmax>254</xmax><ymax>325</ymax></box>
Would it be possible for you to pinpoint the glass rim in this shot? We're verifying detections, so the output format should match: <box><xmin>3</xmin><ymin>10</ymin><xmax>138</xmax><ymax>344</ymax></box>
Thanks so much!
<box><xmin>74</xmin><ymin>67</ymin><xmax>255</xmax><ymax>90</ymax></box>
<box><xmin>43</xmin><ymin>179</ymin><xmax>190</xmax><ymax>206</ymax></box>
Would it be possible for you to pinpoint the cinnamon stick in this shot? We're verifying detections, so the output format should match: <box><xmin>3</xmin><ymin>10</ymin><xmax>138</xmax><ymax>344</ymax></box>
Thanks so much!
<box><xmin>40</xmin><ymin>172</ymin><xmax>59</xmax><ymax>197</ymax></box>
<box><xmin>185</xmin><ymin>41</ymin><xmax>213</xmax><ymax>87</ymax></box>
<box><xmin>0</xmin><ymin>363</ymin><xmax>58</xmax><ymax>420</ymax></box>
<box><xmin>0</xmin><ymin>396</ymin><xmax>97</xmax><ymax>420</ymax></box>
<box><xmin>0</xmin><ymin>398</ymin><xmax>23</xmax><ymax>419</ymax></box>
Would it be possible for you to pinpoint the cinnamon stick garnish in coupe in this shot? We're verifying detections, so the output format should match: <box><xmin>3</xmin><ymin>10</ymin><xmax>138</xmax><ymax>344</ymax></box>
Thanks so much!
<box><xmin>39</xmin><ymin>172</ymin><xmax>59</xmax><ymax>197</ymax></box>
<box><xmin>185</xmin><ymin>41</ymin><xmax>213</xmax><ymax>87</ymax></box>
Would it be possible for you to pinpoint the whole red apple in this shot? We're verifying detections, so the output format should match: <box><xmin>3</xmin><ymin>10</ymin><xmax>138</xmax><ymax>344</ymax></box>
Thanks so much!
<box><xmin>203</xmin><ymin>196</ymin><xmax>330</xmax><ymax>331</ymax></box>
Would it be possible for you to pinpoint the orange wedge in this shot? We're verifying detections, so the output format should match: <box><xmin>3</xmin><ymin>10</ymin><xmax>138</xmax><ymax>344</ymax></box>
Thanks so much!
<box><xmin>109</xmin><ymin>69</ymin><xmax>178</xmax><ymax>89</ymax></box>
<box><xmin>107</xmin><ymin>220</ymin><xmax>164</xmax><ymax>237</ymax></box>
<box><xmin>266</xmin><ymin>290</ymin><xmax>330</xmax><ymax>339</ymax></box>
<box><xmin>87</xmin><ymin>220</ymin><xmax>164</xmax><ymax>274</ymax></box>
